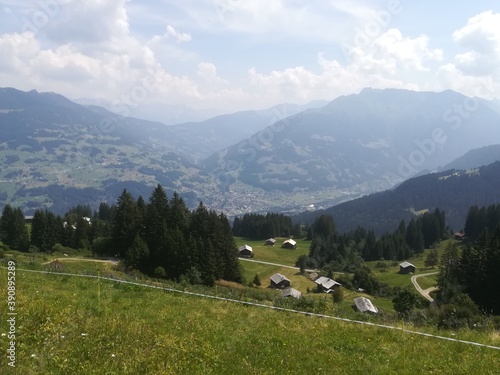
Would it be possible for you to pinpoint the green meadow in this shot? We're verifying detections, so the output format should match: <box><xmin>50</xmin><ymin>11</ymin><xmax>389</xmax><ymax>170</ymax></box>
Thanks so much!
<box><xmin>234</xmin><ymin>237</ymin><xmax>310</xmax><ymax>267</ymax></box>
<box><xmin>1</xmin><ymin>266</ymin><xmax>500</xmax><ymax>374</ymax></box>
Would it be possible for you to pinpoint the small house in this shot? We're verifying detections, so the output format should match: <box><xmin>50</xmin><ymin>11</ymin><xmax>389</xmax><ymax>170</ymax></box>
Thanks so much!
<box><xmin>282</xmin><ymin>288</ymin><xmax>302</xmax><ymax>299</ymax></box>
<box><xmin>265</xmin><ymin>238</ymin><xmax>276</xmax><ymax>246</ymax></box>
<box><xmin>238</xmin><ymin>244</ymin><xmax>253</xmax><ymax>258</ymax></box>
<box><xmin>270</xmin><ymin>273</ymin><xmax>291</xmax><ymax>289</ymax></box>
<box><xmin>399</xmin><ymin>261</ymin><xmax>416</xmax><ymax>274</ymax></box>
<box><xmin>314</xmin><ymin>276</ymin><xmax>341</xmax><ymax>293</ymax></box>
<box><xmin>353</xmin><ymin>297</ymin><xmax>379</xmax><ymax>314</ymax></box>
<box><xmin>282</xmin><ymin>239</ymin><xmax>297</xmax><ymax>249</ymax></box>
<box><xmin>454</xmin><ymin>232</ymin><xmax>466</xmax><ymax>241</ymax></box>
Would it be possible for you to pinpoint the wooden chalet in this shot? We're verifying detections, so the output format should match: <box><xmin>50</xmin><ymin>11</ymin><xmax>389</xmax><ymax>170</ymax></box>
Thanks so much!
<box><xmin>399</xmin><ymin>261</ymin><xmax>416</xmax><ymax>274</ymax></box>
<box><xmin>270</xmin><ymin>273</ymin><xmax>291</xmax><ymax>289</ymax></box>
<box><xmin>238</xmin><ymin>244</ymin><xmax>253</xmax><ymax>258</ymax></box>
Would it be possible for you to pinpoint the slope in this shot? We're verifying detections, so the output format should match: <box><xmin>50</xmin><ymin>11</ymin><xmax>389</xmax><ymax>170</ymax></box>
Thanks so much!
<box><xmin>203</xmin><ymin>89</ymin><xmax>500</xmax><ymax>207</ymax></box>
<box><xmin>294</xmin><ymin>161</ymin><xmax>500</xmax><ymax>235</ymax></box>
<box><xmin>0</xmin><ymin>87</ymin><xmax>217</xmax><ymax>213</ymax></box>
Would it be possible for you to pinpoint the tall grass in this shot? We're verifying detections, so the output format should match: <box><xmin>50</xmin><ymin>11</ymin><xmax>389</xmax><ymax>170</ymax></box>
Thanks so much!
<box><xmin>1</xmin><ymin>269</ymin><xmax>499</xmax><ymax>374</ymax></box>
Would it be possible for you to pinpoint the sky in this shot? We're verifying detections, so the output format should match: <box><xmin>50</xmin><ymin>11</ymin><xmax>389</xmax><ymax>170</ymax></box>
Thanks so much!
<box><xmin>0</xmin><ymin>0</ymin><xmax>499</xmax><ymax>118</ymax></box>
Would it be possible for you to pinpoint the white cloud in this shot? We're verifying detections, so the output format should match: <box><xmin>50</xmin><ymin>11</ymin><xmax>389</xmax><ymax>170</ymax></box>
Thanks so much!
<box><xmin>44</xmin><ymin>0</ymin><xmax>130</xmax><ymax>43</ymax></box>
<box><xmin>165</xmin><ymin>25</ymin><xmax>191</xmax><ymax>43</ymax></box>
<box><xmin>1</xmin><ymin>2</ymin><xmax>500</xmax><ymax>113</ymax></box>
<box><xmin>0</xmin><ymin>31</ymin><xmax>39</xmax><ymax>73</ymax></box>
<box><xmin>451</xmin><ymin>11</ymin><xmax>500</xmax><ymax>76</ymax></box>
<box><xmin>246</xmin><ymin>28</ymin><xmax>441</xmax><ymax>105</ymax></box>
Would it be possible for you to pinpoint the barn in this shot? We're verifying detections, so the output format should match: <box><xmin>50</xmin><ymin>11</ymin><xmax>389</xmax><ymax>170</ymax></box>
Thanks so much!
<box><xmin>238</xmin><ymin>244</ymin><xmax>253</xmax><ymax>258</ymax></box>
<box><xmin>399</xmin><ymin>261</ymin><xmax>416</xmax><ymax>274</ymax></box>
<box><xmin>270</xmin><ymin>273</ymin><xmax>291</xmax><ymax>289</ymax></box>
<box><xmin>282</xmin><ymin>239</ymin><xmax>297</xmax><ymax>249</ymax></box>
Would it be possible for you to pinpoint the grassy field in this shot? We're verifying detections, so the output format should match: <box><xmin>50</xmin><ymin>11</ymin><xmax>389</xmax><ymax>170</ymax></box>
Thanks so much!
<box><xmin>234</xmin><ymin>237</ymin><xmax>310</xmax><ymax>267</ymax></box>
<box><xmin>1</xmin><ymin>266</ymin><xmax>500</xmax><ymax>374</ymax></box>
<box><xmin>364</xmin><ymin>240</ymin><xmax>455</xmax><ymax>290</ymax></box>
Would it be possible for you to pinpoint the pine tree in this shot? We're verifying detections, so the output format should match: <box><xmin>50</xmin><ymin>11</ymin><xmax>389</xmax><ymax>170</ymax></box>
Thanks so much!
<box><xmin>252</xmin><ymin>274</ymin><xmax>261</xmax><ymax>287</ymax></box>
<box><xmin>112</xmin><ymin>189</ymin><xmax>140</xmax><ymax>257</ymax></box>
<box><xmin>125</xmin><ymin>234</ymin><xmax>150</xmax><ymax>272</ymax></box>
<box><xmin>0</xmin><ymin>205</ymin><xmax>29</xmax><ymax>251</ymax></box>
<box><xmin>31</xmin><ymin>210</ymin><xmax>63</xmax><ymax>252</ymax></box>
<box><xmin>144</xmin><ymin>185</ymin><xmax>170</xmax><ymax>268</ymax></box>
<box><xmin>437</xmin><ymin>241</ymin><xmax>461</xmax><ymax>303</ymax></box>
<box><xmin>424</xmin><ymin>249</ymin><xmax>439</xmax><ymax>268</ymax></box>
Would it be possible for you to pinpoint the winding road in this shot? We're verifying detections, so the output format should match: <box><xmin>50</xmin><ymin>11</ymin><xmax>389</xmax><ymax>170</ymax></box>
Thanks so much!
<box><xmin>238</xmin><ymin>258</ymin><xmax>318</xmax><ymax>273</ymax></box>
<box><xmin>411</xmin><ymin>272</ymin><xmax>438</xmax><ymax>302</ymax></box>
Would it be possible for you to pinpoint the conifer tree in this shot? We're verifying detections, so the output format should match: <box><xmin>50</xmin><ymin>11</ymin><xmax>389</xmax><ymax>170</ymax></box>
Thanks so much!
<box><xmin>112</xmin><ymin>189</ymin><xmax>140</xmax><ymax>257</ymax></box>
<box><xmin>0</xmin><ymin>205</ymin><xmax>29</xmax><ymax>251</ymax></box>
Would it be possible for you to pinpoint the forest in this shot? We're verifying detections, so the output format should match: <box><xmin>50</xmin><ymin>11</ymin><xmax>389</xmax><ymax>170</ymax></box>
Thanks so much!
<box><xmin>297</xmin><ymin>209</ymin><xmax>447</xmax><ymax>273</ymax></box>
<box><xmin>0</xmin><ymin>184</ymin><xmax>242</xmax><ymax>286</ymax></box>
<box><xmin>438</xmin><ymin>204</ymin><xmax>500</xmax><ymax>316</ymax></box>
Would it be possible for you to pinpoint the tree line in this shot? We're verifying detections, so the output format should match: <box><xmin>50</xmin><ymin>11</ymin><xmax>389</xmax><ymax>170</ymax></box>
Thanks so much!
<box><xmin>300</xmin><ymin>209</ymin><xmax>447</xmax><ymax>272</ymax></box>
<box><xmin>0</xmin><ymin>185</ymin><xmax>242</xmax><ymax>286</ymax></box>
<box><xmin>232</xmin><ymin>212</ymin><xmax>303</xmax><ymax>240</ymax></box>
<box><xmin>438</xmin><ymin>204</ymin><xmax>500</xmax><ymax>315</ymax></box>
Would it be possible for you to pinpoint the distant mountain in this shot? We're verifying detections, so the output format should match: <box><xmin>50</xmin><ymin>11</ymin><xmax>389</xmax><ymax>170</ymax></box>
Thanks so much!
<box><xmin>440</xmin><ymin>144</ymin><xmax>500</xmax><ymax>171</ymax></box>
<box><xmin>294</xmin><ymin>161</ymin><xmax>500</xmax><ymax>235</ymax></box>
<box><xmin>203</xmin><ymin>88</ymin><xmax>500</xmax><ymax>200</ymax></box>
<box><xmin>0</xmin><ymin>87</ymin><xmax>218</xmax><ymax>213</ymax></box>
<box><xmin>164</xmin><ymin>101</ymin><xmax>329</xmax><ymax>162</ymax></box>
<box><xmin>74</xmin><ymin>98</ymin><xmax>220</xmax><ymax>125</ymax></box>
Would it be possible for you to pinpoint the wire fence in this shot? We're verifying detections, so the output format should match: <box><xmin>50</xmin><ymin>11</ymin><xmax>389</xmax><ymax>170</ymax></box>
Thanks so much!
<box><xmin>4</xmin><ymin>266</ymin><xmax>500</xmax><ymax>351</ymax></box>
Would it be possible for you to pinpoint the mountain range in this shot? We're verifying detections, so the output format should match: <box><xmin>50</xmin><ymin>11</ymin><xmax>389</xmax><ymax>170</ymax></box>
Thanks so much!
<box><xmin>295</xmin><ymin>160</ymin><xmax>500</xmax><ymax>235</ymax></box>
<box><xmin>1</xmin><ymin>86</ymin><xmax>500</xmax><ymax>217</ymax></box>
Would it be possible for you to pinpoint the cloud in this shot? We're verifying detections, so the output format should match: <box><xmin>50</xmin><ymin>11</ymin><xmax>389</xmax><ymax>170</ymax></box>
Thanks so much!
<box><xmin>451</xmin><ymin>11</ymin><xmax>500</xmax><ymax>76</ymax></box>
<box><xmin>196</xmin><ymin>62</ymin><xmax>227</xmax><ymax>84</ymax></box>
<box><xmin>246</xmin><ymin>28</ymin><xmax>440</xmax><ymax>104</ymax></box>
<box><xmin>165</xmin><ymin>25</ymin><xmax>191</xmax><ymax>43</ymax></box>
<box><xmin>43</xmin><ymin>0</ymin><xmax>129</xmax><ymax>44</ymax></box>
<box><xmin>0</xmin><ymin>31</ymin><xmax>39</xmax><ymax>73</ymax></box>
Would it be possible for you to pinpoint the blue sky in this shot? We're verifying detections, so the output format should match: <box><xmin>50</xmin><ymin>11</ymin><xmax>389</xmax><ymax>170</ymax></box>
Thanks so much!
<box><xmin>0</xmin><ymin>0</ymin><xmax>499</xmax><ymax>116</ymax></box>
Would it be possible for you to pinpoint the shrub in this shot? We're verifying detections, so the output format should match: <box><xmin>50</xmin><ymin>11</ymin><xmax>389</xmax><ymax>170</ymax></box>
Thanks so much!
<box><xmin>437</xmin><ymin>293</ymin><xmax>486</xmax><ymax>330</ymax></box>
<box><xmin>392</xmin><ymin>288</ymin><xmax>419</xmax><ymax>318</ymax></box>
<box><xmin>154</xmin><ymin>266</ymin><xmax>167</xmax><ymax>278</ymax></box>
<box><xmin>332</xmin><ymin>287</ymin><xmax>344</xmax><ymax>303</ymax></box>
<box><xmin>252</xmin><ymin>274</ymin><xmax>261</xmax><ymax>287</ymax></box>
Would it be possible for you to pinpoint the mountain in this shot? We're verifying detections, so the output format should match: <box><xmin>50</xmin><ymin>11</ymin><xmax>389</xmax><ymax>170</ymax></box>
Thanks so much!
<box><xmin>164</xmin><ymin>101</ymin><xmax>329</xmax><ymax>162</ymax></box>
<box><xmin>74</xmin><ymin>98</ymin><xmax>221</xmax><ymax>125</ymax></box>
<box><xmin>202</xmin><ymin>88</ymin><xmax>500</xmax><ymax>210</ymax></box>
<box><xmin>0</xmin><ymin>87</ymin><xmax>219</xmax><ymax>213</ymax></box>
<box><xmin>440</xmin><ymin>144</ymin><xmax>500</xmax><ymax>171</ymax></box>
<box><xmin>294</xmin><ymin>161</ymin><xmax>500</xmax><ymax>235</ymax></box>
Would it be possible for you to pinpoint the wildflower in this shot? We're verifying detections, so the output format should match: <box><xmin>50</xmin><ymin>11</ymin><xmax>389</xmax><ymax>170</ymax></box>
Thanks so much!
<box><xmin>31</xmin><ymin>354</ymin><xmax>36</xmax><ymax>358</ymax></box>
<box><xmin>111</xmin><ymin>354</ymin><xmax>116</xmax><ymax>358</ymax></box>
<box><xmin>81</xmin><ymin>333</ymin><xmax>88</xmax><ymax>336</ymax></box>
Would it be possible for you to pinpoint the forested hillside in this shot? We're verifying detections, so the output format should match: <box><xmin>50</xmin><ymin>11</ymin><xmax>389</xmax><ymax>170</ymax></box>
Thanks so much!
<box><xmin>295</xmin><ymin>161</ymin><xmax>500</xmax><ymax>235</ymax></box>
<box><xmin>298</xmin><ymin>210</ymin><xmax>446</xmax><ymax>273</ymax></box>
<box><xmin>0</xmin><ymin>185</ymin><xmax>242</xmax><ymax>286</ymax></box>
<box><xmin>438</xmin><ymin>203</ymin><xmax>500</xmax><ymax>316</ymax></box>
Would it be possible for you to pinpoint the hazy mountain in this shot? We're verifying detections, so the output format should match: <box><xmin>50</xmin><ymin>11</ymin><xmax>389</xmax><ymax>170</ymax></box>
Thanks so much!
<box><xmin>294</xmin><ymin>161</ymin><xmax>500</xmax><ymax>236</ymax></box>
<box><xmin>166</xmin><ymin>100</ymin><xmax>329</xmax><ymax>162</ymax></box>
<box><xmin>0</xmin><ymin>87</ymin><xmax>219</xmax><ymax>213</ymax></box>
<box><xmin>203</xmin><ymin>89</ymin><xmax>500</xmax><ymax>199</ymax></box>
<box><xmin>74</xmin><ymin>98</ymin><xmax>220</xmax><ymax>125</ymax></box>
<box><xmin>440</xmin><ymin>144</ymin><xmax>500</xmax><ymax>171</ymax></box>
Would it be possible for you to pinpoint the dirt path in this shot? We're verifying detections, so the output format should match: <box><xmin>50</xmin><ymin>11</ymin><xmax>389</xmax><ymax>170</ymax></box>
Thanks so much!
<box><xmin>42</xmin><ymin>257</ymin><xmax>119</xmax><ymax>265</ymax></box>
<box><xmin>238</xmin><ymin>258</ymin><xmax>318</xmax><ymax>273</ymax></box>
<box><xmin>411</xmin><ymin>272</ymin><xmax>438</xmax><ymax>302</ymax></box>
